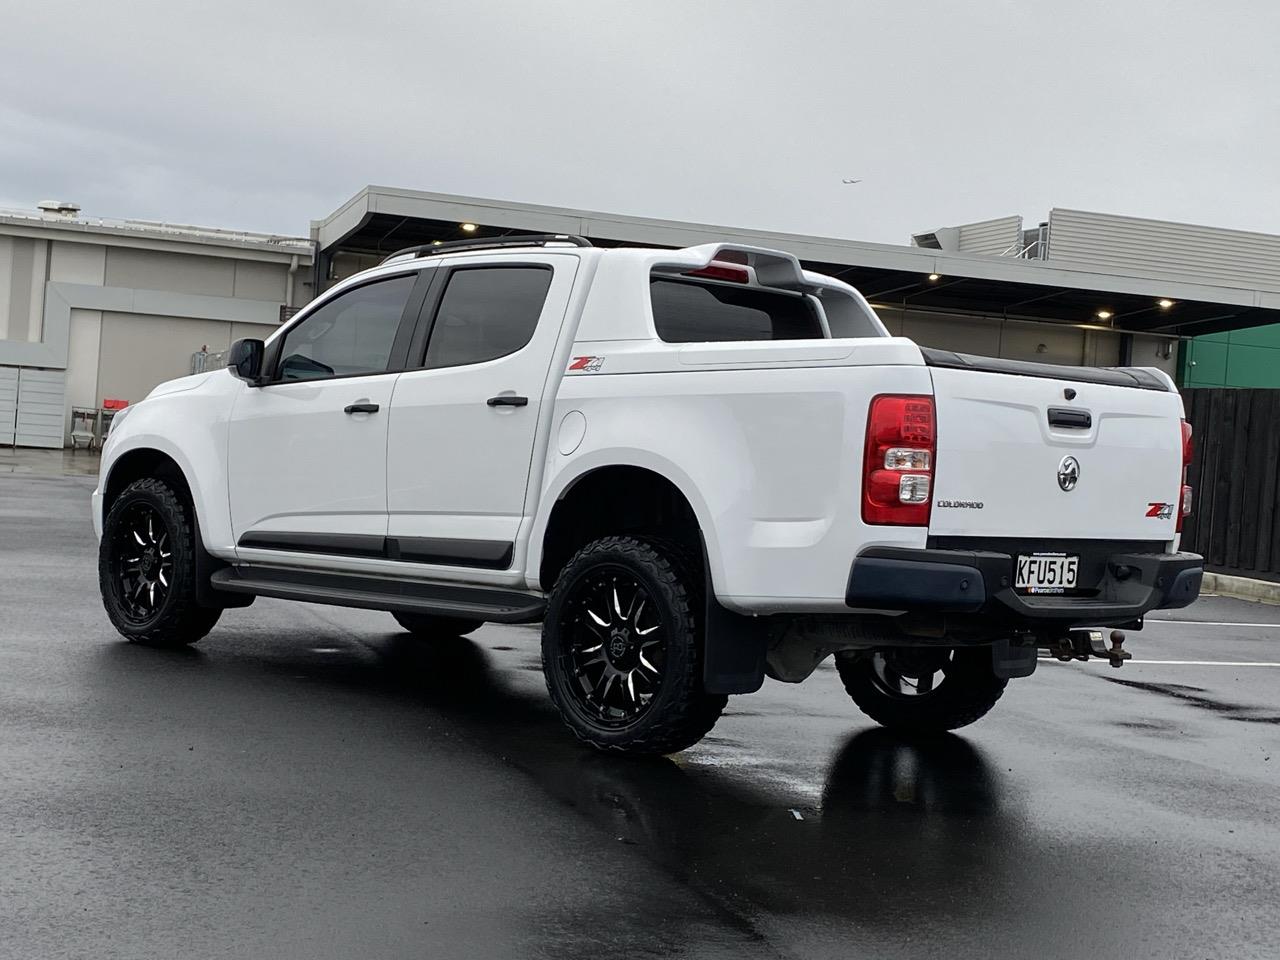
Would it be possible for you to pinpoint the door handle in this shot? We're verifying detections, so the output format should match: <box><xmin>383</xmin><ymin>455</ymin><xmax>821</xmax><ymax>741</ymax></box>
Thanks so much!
<box><xmin>1047</xmin><ymin>407</ymin><xmax>1091</xmax><ymax>429</ymax></box>
<box><xmin>344</xmin><ymin>402</ymin><xmax>380</xmax><ymax>414</ymax></box>
<box><xmin>486</xmin><ymin>395</ymin><xmax>529</xmax><ymax>407</ymax></box>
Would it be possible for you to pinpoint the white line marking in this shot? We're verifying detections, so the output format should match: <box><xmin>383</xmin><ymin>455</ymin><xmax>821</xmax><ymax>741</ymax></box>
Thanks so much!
<box><xmin>1146</xmin><ymin>619</ymin><xmax>1280</xmax><ymax>628</ymax></box>
<box><xmin>1132</xmin><ymin>659</ymin><xmax>1280</xmax><ymax>666</ymax></box>
<box><xmin>1043</xmin><ymin>658</ymin><xmax>1280</xmax><ymax>667</ymax></box>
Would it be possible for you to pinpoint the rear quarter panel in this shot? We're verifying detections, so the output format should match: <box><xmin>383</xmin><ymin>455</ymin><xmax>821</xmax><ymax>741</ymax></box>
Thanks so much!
<box><xmin>530</xmin><ymin>361</ymin><xmax>934</xmax><ymax>612</ymax></box>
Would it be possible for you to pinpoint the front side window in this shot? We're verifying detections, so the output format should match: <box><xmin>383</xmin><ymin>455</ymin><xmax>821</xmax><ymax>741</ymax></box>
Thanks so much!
<box><xmin>276</xmin><ymin>274</ymin><xmax>415</xmax><ymax>381</ymax></box>
<box><xmin>424</xmin><ymin>266</ymin><xmax>553</xmax><ymax>369</ymax></box>
<box><xmin>650</xmin><ymin>277</ymin><xmax>824</xmax><ymax>343</ymax></box>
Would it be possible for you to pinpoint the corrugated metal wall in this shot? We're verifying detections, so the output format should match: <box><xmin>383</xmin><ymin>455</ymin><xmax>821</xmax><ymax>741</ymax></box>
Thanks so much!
<box><xmin>1047</xmin><ymin>208</ymin><xmax>1280</xmax><ymax>291</ymax></box>
<box><xmin>955</xmin><ymin>216</ymin><xmax>1023</xmax><ymax>256</ymax></box>
<box><xmin>0</xmin><ymin>367</ymin><xmax>16</xmax><ymax>445</ymax></box>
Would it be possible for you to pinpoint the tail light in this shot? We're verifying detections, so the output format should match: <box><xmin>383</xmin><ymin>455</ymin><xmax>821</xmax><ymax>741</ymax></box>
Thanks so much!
<box><xmin>1177</xmin><ymin>419</ymin><xmax>1193</xmax><ymax>533</ymax></box>
<box><xmin>863</xmin><ymin>395</ymin><xmax>935</xmax><ymax>526</ymax></box>
<box><xmin>684</xmin><ymin>261</ymin><xmax>750</xmax><ymax>283</ymax></box>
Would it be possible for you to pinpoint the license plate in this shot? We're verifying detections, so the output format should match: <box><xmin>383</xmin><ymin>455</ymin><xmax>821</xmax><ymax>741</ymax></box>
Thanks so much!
<box><xmin>1015</xmin><ymin>553</ymin><xmax>1079</xmax><ymax>594</ymax></box>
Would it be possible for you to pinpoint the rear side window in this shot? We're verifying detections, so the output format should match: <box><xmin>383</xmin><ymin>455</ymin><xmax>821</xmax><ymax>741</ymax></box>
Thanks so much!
<box><xmin>650</xmin><ymin>278</ymin><xmax>824</xmax><ymax>343</ymax></box>
<box><xmin>424</xmin><ymin>266</ymin><xmax>553</xmax><ymax>368</ymax></box>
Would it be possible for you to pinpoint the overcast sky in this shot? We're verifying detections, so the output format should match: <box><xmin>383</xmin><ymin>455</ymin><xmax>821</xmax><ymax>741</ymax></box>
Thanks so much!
<box><xmin>1</xmin><ymin>0</ymin><xmax>1276</xmax><ymax>244</ymax></box>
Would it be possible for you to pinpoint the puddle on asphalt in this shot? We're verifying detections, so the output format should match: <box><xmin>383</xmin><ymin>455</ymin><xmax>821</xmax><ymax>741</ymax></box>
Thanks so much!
<box><xmin>1103</xmin><ymin>677</ymin><xmax>1280</xmax><ymax>724</ymax></box>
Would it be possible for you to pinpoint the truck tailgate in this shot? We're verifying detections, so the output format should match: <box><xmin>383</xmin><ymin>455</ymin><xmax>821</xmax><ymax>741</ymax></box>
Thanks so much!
<box><xmin>927</xmin><ymin>365</ymin><xmax>1184</xmax><ymax>542</ymax></box>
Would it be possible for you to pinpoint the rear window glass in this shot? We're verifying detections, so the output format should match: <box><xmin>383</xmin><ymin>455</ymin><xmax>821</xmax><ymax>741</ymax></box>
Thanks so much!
<box><xmin>424</xmin><ymin>266</ymin><xmax>553</xmax><ymax>368</ymax></box>
<box><xmin>650</xmin><ymin>278</ymin><xmax>824</xmax><ymax>343</ymax></box>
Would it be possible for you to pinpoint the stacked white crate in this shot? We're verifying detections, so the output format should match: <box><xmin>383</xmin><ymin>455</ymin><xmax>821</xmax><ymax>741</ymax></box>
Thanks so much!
<box><xmin>0</xmin><ymin>367</ymin><xmax>16</xmax><ymax>446</ymax></box>
<box><xmin>15</xmin><ymin>369</ymin><xmax>66</xmax><ymax>449</ymax></box>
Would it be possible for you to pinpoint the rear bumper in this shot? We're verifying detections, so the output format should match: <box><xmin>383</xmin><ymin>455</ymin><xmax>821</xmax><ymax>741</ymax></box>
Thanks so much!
<box><xmin>846</xmin><ymin>545</ymin><xmax>1202</xmax><ymax>626</ymax></box>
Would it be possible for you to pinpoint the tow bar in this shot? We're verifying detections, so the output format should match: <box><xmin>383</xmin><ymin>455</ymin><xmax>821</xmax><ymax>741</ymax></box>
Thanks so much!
<box><xmin>1050</xmin><ymin>629</ymin><xmax>1133</xmax><ymax>668</ymax></box>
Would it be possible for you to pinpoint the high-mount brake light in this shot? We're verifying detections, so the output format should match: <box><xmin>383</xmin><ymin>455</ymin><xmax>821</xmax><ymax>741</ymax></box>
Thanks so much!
<box><xmin>685</xmin><ymin>261</ymin><xmax>750</xmax><ymax>283</ymax></box>
<box><xmin>1178</xmin><ymin>419</ymin><xmax>1193</xmax><ymax>533</ymax></box>
<box><xmin>862</xmin><ymin>395</ymin><xmax>936</xmax><ymax>526</ymax></box>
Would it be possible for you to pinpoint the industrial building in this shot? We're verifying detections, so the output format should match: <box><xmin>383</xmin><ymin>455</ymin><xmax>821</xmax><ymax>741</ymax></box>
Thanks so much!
<box><xmin>313</xmin><ymin>187</ymin><xmax>1280</xmax><ymax>382</ymax></box>
<box><xmin>3</xmin><ymin>187</ymin><xmax>1279</xmax><ymax>448</ymax></box>
<box><xmin>0</xmin><ymin>202</ymin><xmax>311</xmax><ymax>447</ymax></box>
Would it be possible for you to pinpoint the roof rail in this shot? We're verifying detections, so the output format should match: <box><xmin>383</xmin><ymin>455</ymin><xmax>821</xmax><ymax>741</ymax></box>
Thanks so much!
<box><xmin>379</xmin><ymin>234</ymin><xmax>592</xmax><ymax>265</ymax></box>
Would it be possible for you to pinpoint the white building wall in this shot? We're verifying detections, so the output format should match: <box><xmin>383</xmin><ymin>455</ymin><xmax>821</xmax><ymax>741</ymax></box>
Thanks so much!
<box><xmin>66</xmin><ymin>309</ymin><xmax>103</xmax><ymax>421</ymax></box>
<box><xmin>97</xmin><ymin>312</ymin><xmax>234</xmax><ymax>403</ymax></box>
<box><xmin>0</xmin><ymin>237</ymin><xmax>11</xmax><ymax>340</ymax></box>
<box><xmin>1131</xmin><ymin>334</ymin><xmax>1178</xmax><ymax>377</ymax></box>
<box><xmin>25</xmin><ymin>240</ymin><xmax>47</xmax><ymax>342</ymax></box>
<box><xmin>103</xmin><ymin>247</ymin><xmax>239</xmax><ymax>297</ymax></box>
<box><xmin>51</xmin><ymin>242</ymin><xmax>108</xmax><ymax>434</ymax></box>
<box><xmin>233</xmin><ymin>260</ymin><xmax>287</xmax><ymax>301</ymax></box>
<box><xmin>50</xmin><ymin>241</ymin><xmax>107</xmax><ymax>285</ymax></box>
<box><xmin>0</xmin><ymin>237</ymin><xmax>47</xmax><ymax>343</ymax></box>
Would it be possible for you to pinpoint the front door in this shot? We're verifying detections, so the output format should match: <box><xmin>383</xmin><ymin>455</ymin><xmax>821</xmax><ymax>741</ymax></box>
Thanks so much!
<box><xmin>386</xmin><ymin>255</ymin><xmax>578</xmax><ymax>575</ymax></box>
<box><xmin>228</xmin><ymin>270</ymin><xmax>423</xmax><ymax>565</ymax></box>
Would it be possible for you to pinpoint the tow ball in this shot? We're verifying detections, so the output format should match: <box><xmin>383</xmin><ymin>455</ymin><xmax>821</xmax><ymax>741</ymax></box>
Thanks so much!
<box><xmin>1051</xmin><ymin>629</ymin><xmax>1132</xmax><ymax>668</ymax></box>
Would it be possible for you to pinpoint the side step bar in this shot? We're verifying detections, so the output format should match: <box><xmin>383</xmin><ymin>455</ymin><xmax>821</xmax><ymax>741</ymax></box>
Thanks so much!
<box><xmin>210</xmin><ymin>566</ymin><xmax>545</xmax><ymax>623</ymax></box>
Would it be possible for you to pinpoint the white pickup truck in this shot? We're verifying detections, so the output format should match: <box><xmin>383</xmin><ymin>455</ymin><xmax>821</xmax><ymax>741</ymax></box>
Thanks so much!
<box><xmin>93</xmin><ymin>235</ymin><xmax>1203</xmax><ymax>754</ymax></box>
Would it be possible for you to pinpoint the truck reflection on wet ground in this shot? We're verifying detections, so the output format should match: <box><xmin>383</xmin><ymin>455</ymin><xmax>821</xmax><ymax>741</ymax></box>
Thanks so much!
<box><xmin>1103</xmin><ymin>676</ymin><xmax>1280</xmax><ymax>723</ymax></box>
<box><xmin>129</xmin><ymin>628</ymin><xmax>1109</xmax><ymax>939</ymax></box>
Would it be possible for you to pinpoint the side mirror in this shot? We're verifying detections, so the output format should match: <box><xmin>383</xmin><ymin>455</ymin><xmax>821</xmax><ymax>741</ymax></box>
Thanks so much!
<box><xmin>227</xmin><ymin>338</ymin><xmax>265</xmax><ymax>385</ymax></box>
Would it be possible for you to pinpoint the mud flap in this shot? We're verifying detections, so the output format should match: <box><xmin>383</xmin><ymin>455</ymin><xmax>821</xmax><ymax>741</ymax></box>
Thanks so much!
<box><xmin>991</xmin><ymin>637</ymin><xmax>1038</xmax><ymax>679</ymax></box>
<box><xmin>703</xmin><ymin>593</ymin><xmax>768</xmax><ymax>695</ymax></box>
<box><xmin>192</xmin><ymin>513</ymin><xmax>254</xmax><ymax>610</ymax></box>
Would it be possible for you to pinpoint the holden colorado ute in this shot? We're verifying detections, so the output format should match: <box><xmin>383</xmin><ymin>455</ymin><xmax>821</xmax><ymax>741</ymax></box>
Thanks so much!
<box><xmin>93</xmin><ymin>235</ymin><xmax>1203</xmax><ymax>754</ymax></box>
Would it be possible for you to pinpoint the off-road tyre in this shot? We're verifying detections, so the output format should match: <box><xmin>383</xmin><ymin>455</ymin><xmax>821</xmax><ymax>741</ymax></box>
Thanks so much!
<box><xmin>542</xmin><ymin>536</ymin><xmax>726</xmax><ymax>755</ymax></box>
<box><xmin>391</xmin><ymin>612</ymin><xmax>484</xmax><ymax>638</ymax></box>
<box><xmin>835</xmin><ymin>646</ymin><xmax>1007</xmax><ymax>733</ymax></box>
<box><xmin>99</xmin><ymin>477</ymin><xmax>221</xmax><ymax>647</ymax></box>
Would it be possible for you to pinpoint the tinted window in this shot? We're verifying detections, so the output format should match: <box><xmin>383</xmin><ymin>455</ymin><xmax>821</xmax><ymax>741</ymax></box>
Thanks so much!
<box><xmin>424</xmin><ymin>266</ymin><xmax>553</xmax><ymax>369</ymax></box>
<box><xmin>650</xmin><ymin>278</ymin><xmax>824</xmax><ymax>343</ymax></box>
<box><xmin>277</xmin><ymin>274</ymin><xmax>414</xmax><ymax>381</ymax></box>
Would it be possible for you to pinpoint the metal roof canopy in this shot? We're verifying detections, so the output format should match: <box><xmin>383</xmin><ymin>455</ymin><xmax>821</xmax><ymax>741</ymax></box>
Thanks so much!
<box><xmin>313</xmin><ymin>186</ymin><xmax>1280</xmax><ymax>337</ymax></box>
<box><xmin>0</xmin><ymin>209</ymin><xmax>313</xmax><ymax>263</ymax></box>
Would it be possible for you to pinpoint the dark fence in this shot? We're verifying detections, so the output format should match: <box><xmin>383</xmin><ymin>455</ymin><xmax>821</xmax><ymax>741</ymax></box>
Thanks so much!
<box><xmin>1180</xmin><ymin>388</ymin><xmax>1280</xmax><ymax>580</ymax></box>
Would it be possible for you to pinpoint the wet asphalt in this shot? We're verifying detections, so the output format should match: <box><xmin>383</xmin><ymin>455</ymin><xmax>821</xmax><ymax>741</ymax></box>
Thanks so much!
<box><xmin>2</xmin><ymin>474</ymin><xmax>1278</xmax><ymax>960</ymax></box>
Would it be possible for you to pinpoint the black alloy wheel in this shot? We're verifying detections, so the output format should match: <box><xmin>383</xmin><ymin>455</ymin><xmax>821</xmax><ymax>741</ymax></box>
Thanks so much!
<box><xmin>99</xmin><ymin>477</ymin><xmax>221</xmax><ymax>646</ymax></box>
<box><xmin>835</xmin><ymin>646</ymin><xmax>1008</xmax><ymax>733</ymax></box>
<box><xmin>542</xmin><ymin>536</ymin><xmax>725</xmax><ymax>755</ymax></box>
<box><xmin>112</xmin><ymin>501</ymin><xmax>174</xmax><ymax>622</ymax></box>
<box><xmin>561</xmin><ymin>564</ymin><xmax>667</xmax><ymax>727</ymax></box>
<box><xmin>867</xmin><ymin>647</ymin><xmax>954</xmax><ymax>699</ymax></box>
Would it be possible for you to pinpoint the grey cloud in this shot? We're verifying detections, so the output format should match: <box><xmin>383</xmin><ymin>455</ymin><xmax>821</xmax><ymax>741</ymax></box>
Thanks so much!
<box><xmin>1</xmin><ymin>0</ymin><xmax>1277</xmax><ymax>241</ymax></box>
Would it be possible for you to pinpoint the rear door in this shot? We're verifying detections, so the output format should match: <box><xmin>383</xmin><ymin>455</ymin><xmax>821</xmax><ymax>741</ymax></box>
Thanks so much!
<box><xmin>928</xmin><ymin>367</ymin><xmax>1184</xmax><ymax>541</ymax></box>
<box><xmin>385</xmin><ymin>255</ymin><xmax>578</xmax><ymax>575</ymax></box>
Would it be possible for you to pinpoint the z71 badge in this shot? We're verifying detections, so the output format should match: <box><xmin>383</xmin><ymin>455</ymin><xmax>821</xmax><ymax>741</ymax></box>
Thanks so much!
<box><xmin>568</xmin><ymin>356</ymin><xmax>605</xmax><ymax>372</ymax></box>
<box><xmin>1146</xmin><ymin>502</ymin><xmax>1175</xmax><ymax>519</ymax></box>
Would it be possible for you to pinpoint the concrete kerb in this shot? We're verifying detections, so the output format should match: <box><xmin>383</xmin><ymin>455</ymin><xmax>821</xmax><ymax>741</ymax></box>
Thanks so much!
<box><xmin>1202</xmin><ymin>571</ymin><xmax>1280</xmax><ymax>606</ymax></box>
